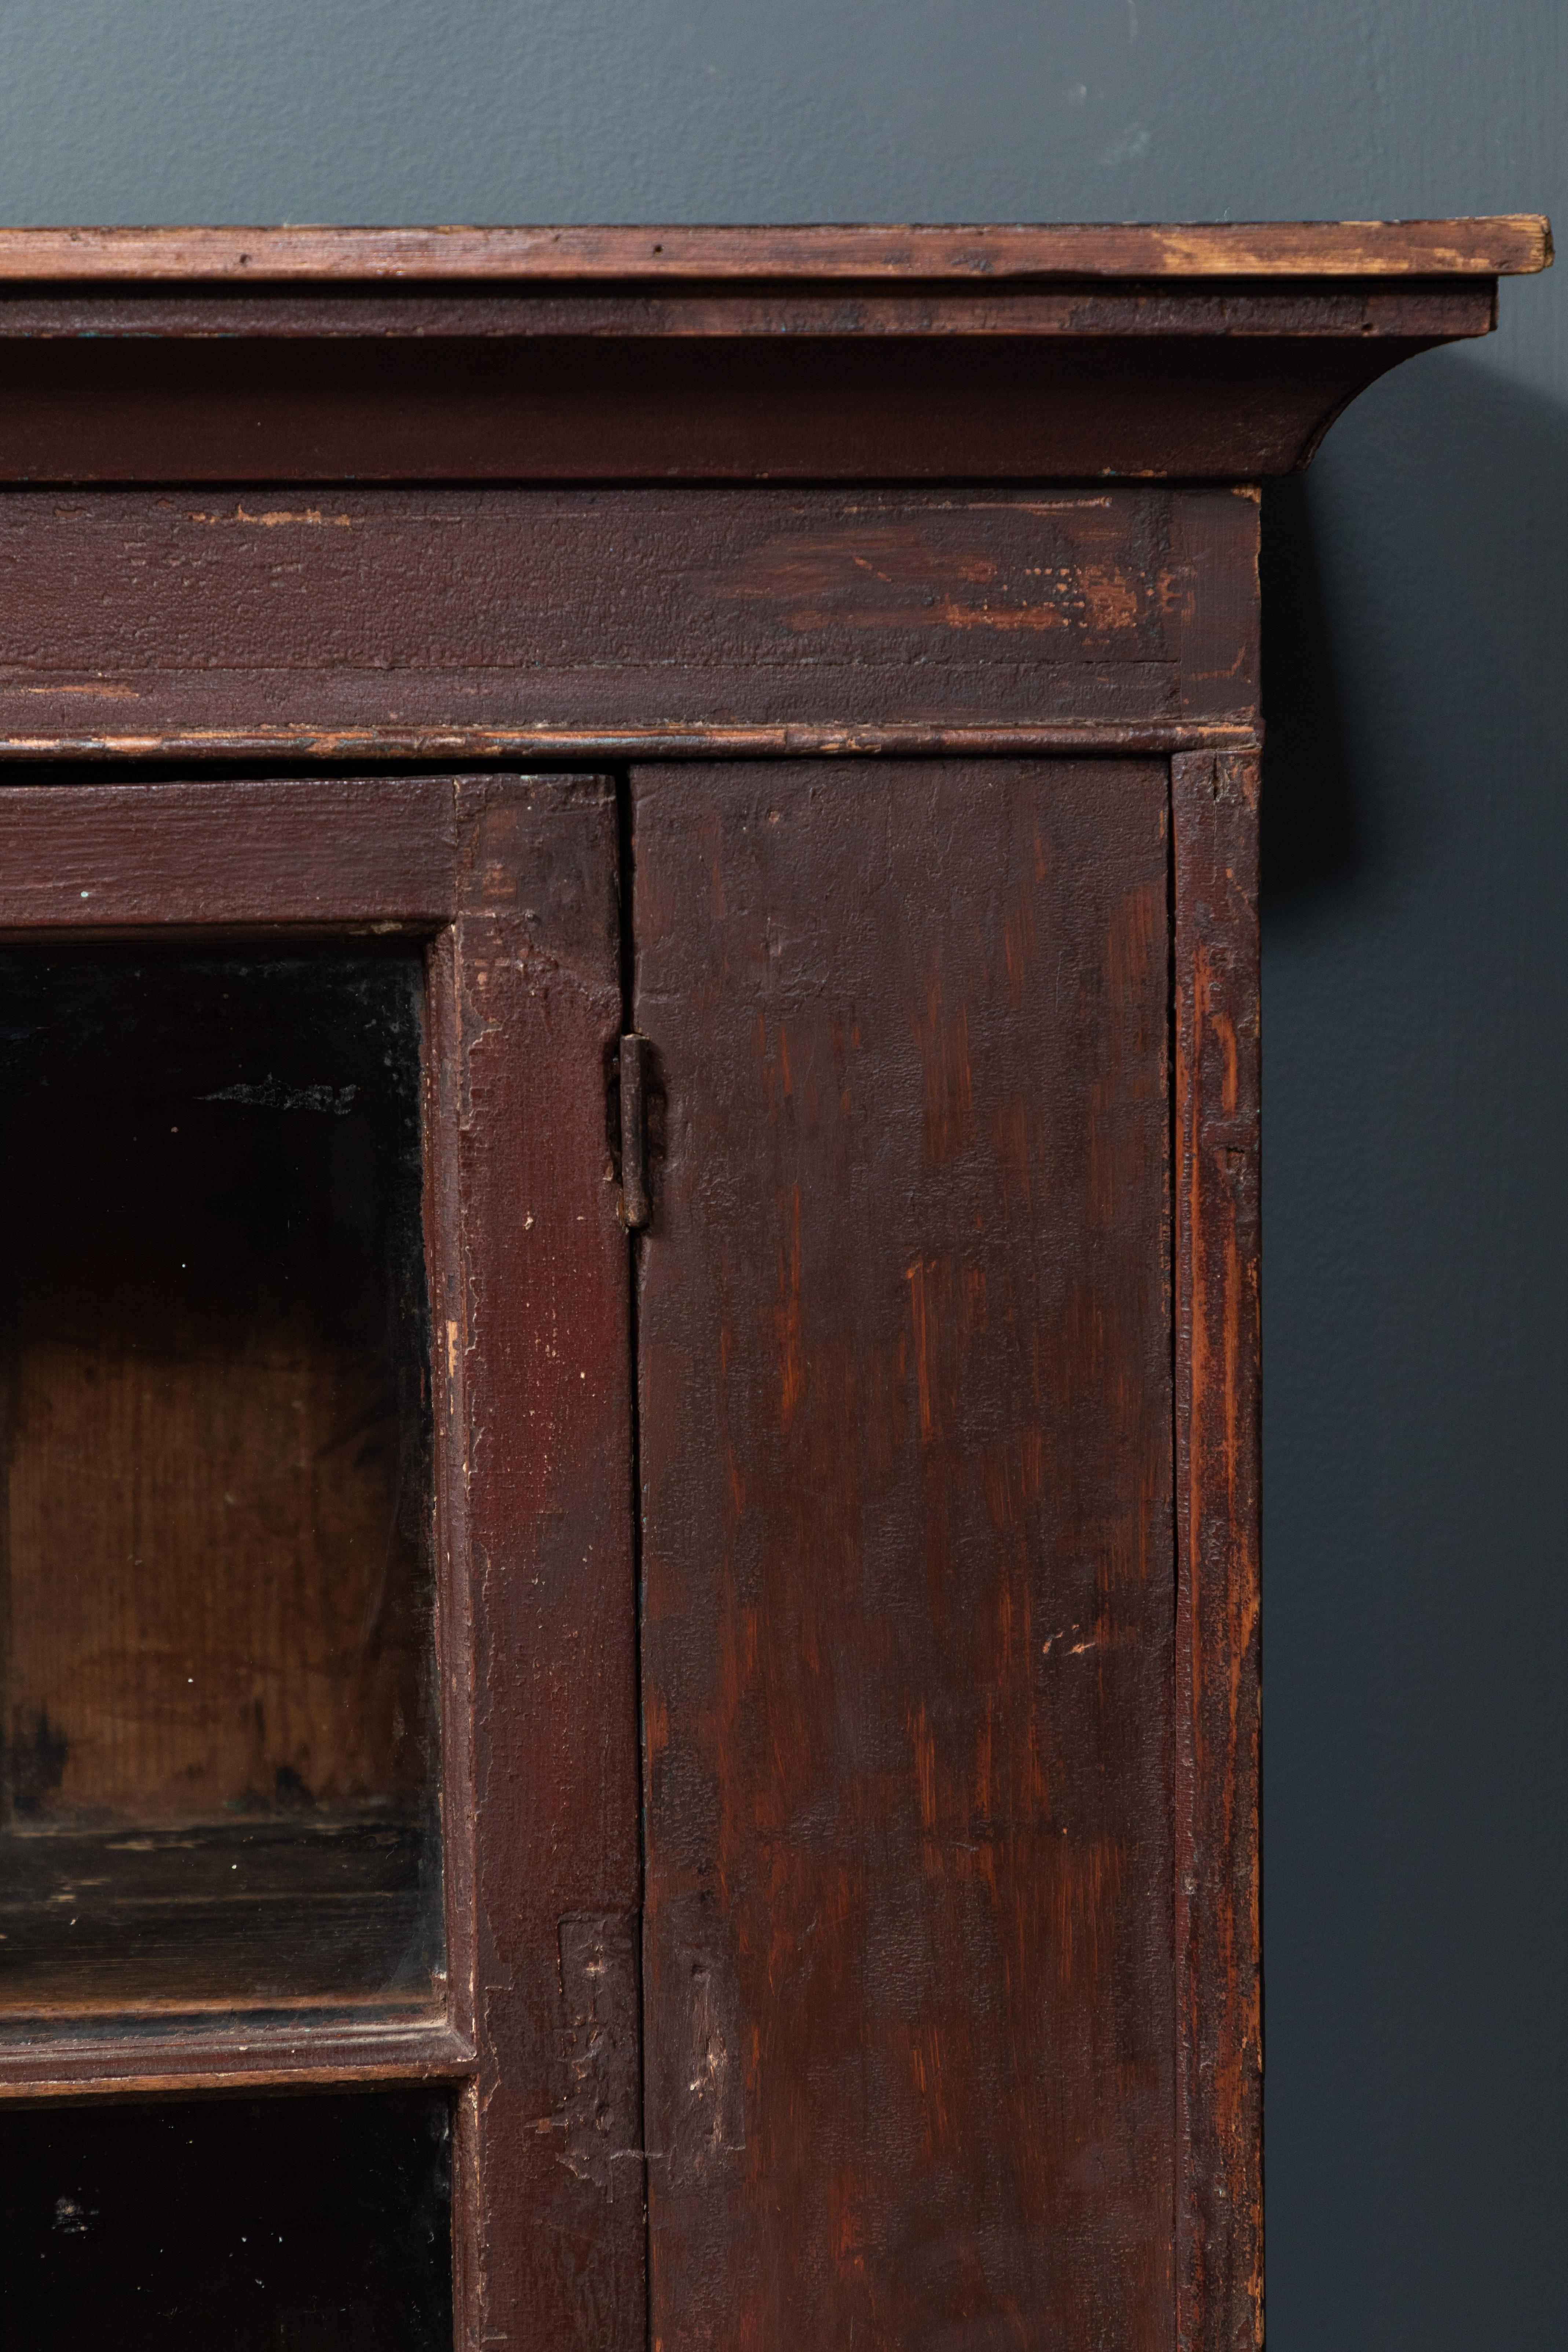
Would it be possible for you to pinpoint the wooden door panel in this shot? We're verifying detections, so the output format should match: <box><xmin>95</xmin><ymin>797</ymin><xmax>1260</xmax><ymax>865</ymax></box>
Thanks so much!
<box><xmin>634</xmin><ymin>758</ymin><xmax>1174</xmax><ymax>2349</ymax></box>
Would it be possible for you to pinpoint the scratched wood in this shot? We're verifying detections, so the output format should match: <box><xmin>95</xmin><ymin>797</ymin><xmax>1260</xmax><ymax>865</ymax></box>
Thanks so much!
<box><xmin>0</xmin><ymin>217</ymin><xmax>1547</xmax><ymax>278</ymax></box>
<box><xmin>0</xmin><ymin>2016</ymin><xmax>471</xmax><ymax>2103</ymax></box>
<box><xmin>1172</xmin><ymin>752</ymin><xmax>1262</xmax><ymax>2352</ymax></box>
<box><xmin>447</xmin><ymin>777</ymin><xmax>643</xmax><ymax>2352</ymax></box>
<box><xmin>635</xmin><ymin>757</ymin><xmax>1174</xmax><ymax>2351</ymax></box>
<box><xmin>0</xmin><ymin>218</ymin><xmax>1530</xmax><ymax>482</ymax></box>
<box><xmin>0</xmin><ymin>222</ymin><xmax>1519</xmax><ymax>489</ymax></box>
<box><xmin>0</xmin><ymin>486</ymin><xmax>1258</xmax><ymax>753</ymax></box>
<box><xmin>0</xmin><ymin>219</ymin><xmax>1535</xmax><ymax>2342</ymax></box>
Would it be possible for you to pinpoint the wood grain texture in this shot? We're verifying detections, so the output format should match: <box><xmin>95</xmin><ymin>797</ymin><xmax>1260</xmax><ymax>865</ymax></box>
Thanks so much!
<box><xmin>0</xmin><ymin>790</ymin><xmax>462</xmax><ymax>2048</ymax></box>
<box><xmin>0</xmin><ymin>222</ymin><xmax>1536</xmax><ymax>481</ymax></box>
<box><xmin>4</xmin><ymin>1338</ymin><xmax>419</xmax><ymax>1819</ymax></box>
<box><xmin>0</xmin><ymin>785</ymin><xmax>459</xmax><ymax>2070</ymax></box>
<box><xmin>0</xmin><ymin>218</ymin><xmax>1548</xmax><ymax>280</ymax></box>
<box><xmin>0</xmin><ymin>724</ymin><xmax>1258</xmax><ymax>764</ymax></box>
<box><xmin>1172</xmin><ymin>752</ymin><xmax>1262</xmax><ymax>2352</ymax></box>
<box><xmin>0</xmin><ymin>284</ymin><xmax>1502</xmax><ymax>341</ymax></box>
<box><xmin>0</xmin><ymin>950</ymin><xmax>428</xmax><ymax>1819</ymax></box>
<box><xmin>0</xmin><ymin>487</ymin><xmax>1259</xmax><ymax>752</ymax></box>
<box><xmin>0</xmin><ymin>777</ymin><xmax>460</xmax><ymax>926</ymax></box>
<box><xmin>446</xmin><ymin>777</ymin><xmax>643</xmax><ymax>2352</ymax></box>
<box><xmin>635</xmin><ymin>757</ymin><xmax>1175</xmax><ymax>2352</ymax></box>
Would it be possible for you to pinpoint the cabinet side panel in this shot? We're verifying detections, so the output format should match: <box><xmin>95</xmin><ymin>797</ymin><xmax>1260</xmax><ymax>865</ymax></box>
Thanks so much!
<box><xmin>1172</xmin><ymin>752</ymin><xmax>1262</xmax><ymax>2352</ymax></box>
<box><xmin>635</xmin><ymin>757</ymin><xmax>1175</xmax><ymax>2351</ymax></box>
<box><xmin>449</xmin><ymin>778</ymin><xmax>643</xmax><ymax>2351</ymax></box>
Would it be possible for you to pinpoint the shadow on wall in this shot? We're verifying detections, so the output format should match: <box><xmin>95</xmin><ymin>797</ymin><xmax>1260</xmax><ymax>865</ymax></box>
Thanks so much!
<box><xmin>1259</xmin><ymin>469</ymin><xmax>1360</xmax><ymax>912</ymax></box>
<box><xmin>1263</xmin><ymin>350</ymin><xmax>1568</xmax><ymax>923</ymax></box>
<box><xmin>1260</xmin><ymin>343</ymin><xmax>1568</xmax><ymax>2352</ymax></box>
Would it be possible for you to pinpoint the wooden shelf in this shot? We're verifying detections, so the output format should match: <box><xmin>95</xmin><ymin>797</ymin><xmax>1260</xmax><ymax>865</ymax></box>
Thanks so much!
<box><xmin>0</xmin><ymin>1820</ymin><xmax>438</xmax><ymax>2015</ymax></box>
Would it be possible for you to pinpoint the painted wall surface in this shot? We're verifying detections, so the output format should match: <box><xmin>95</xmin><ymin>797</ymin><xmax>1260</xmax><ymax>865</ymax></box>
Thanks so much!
<box><xmin>1</xmin><ymin>4</ymin><xmax>1562</xmax><ymax>2343</ymax></box>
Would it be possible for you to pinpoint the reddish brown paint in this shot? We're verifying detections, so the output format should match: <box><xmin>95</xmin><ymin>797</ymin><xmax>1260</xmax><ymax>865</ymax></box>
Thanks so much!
<box><xmin>0</xmin><ymin>286</ymin><xmax>1502</xmax><ymax>339</ymax></box>
<box><xmin>1172</xmin><ymin>753</ymin><xmax>1262</xmax><ymax>2352</ymax></box>
<box><xmin>448</xmin><ymin>778</ymin><xmax>642</xmax><ymax>2351</ymax></box>
<box><xmin>0</xmin><ymin>220</ymin><xmax>1546</xmax><ymax>2352</ymax></box>
<box><xmin>0</xmin><ymin>221</ymin><xmax>1535</xmax><ymax>483</ymax></box>
<box><xmin>0</xmin><ymin>486</ymin><xmax>1258</xmax><ymax>755</ymax></box>
<box><xmin>635</xmin><ymin>758</ymin><xmax>1176</xmax><ymax>2352</ymax></box>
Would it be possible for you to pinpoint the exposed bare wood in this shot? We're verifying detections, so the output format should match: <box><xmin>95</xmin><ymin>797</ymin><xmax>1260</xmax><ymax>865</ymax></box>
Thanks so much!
<box><xmin>0</xmin><ymin>220</ymin><xmax>1541</xmax><ymax>2346</ymax></box>
<box><xmin>0</xmin><ymin>217</ymin><xmax>1549</xmax><ymax>283</ymax></box>
<box><xmin>0</xmin><ymin>722</ymin><xmax>1263</xmax><ymax>762</ymax></box>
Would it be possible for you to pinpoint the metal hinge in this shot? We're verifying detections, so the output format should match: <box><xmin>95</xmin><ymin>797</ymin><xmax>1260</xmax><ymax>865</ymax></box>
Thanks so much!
<box><xmin>616</xmin><ymin>1032</ymin><xmax>652</xmax><ymax>1231</ymax></box>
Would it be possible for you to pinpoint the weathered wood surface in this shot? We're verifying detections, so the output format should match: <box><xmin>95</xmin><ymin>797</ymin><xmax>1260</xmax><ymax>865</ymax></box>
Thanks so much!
<box><xmin>0</xmin><ymin>487</ymin><xmax>1258</xmax><ymax>754</ymax></box>
<box><xmin>0</xmin><ymin>221</ymin><xmax>1532</xmax><ymax>481</ymax></box>
<box><xmin>0</xmin><ymin>776</ymin><xmax>460</xmax><ymax>924</ymax></box>
<box><xmin>0</xmin><ymin>217</ymin><xmax>1547</xmax><ymax>280</ymax></box>
<box><xmin>0</xmin><ymin>773</ymin><xmax>644</xmax><ymax>2352</ymax></box>
<box><xmin>1172</xmin><ymin>752</ymin><xmax>1262</xmax><ymax>2352</ymax></box>
<box><xmin>0</xmin><ymin>286</ymin><xmax>1501</xmax><ymax>340</ymax></box>
<box><xmin>635</xmin><ymin>757</ymin><xmax>1175</xmax><ymax>2351</ymax></box>
<box><xmin>447</xmin><ymin>777</ymin><xmax>644</xmax><ymax>2352</ymax></box>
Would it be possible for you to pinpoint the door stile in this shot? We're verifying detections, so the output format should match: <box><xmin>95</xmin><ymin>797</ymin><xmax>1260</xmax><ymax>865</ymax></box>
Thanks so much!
<box><xmin>1171</xmin><ymin>750</ymin><xmax>1263</xmax><ymax>2352</ymax></box>
<box><xmin>449</xmin><ymin>777</ymin><xmax>645</xmax><ymax>2352</ymax></box>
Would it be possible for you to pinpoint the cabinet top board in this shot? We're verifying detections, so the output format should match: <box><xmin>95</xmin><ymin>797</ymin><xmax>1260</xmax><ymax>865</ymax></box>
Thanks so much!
<box><xmin>0</xmin><ymin>216</ymin><xmax>1550</xmax><ymax>282</ymax></box>
<box><xmin>0</xmin><ymin>218</ymin><xmax>1547</xmax><ymax>482</ymax></box>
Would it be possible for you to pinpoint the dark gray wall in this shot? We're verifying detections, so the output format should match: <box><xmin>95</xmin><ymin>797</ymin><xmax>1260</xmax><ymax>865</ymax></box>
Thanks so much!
<box><xmin>2</xmin><ymin>4</ymin><xmax>1562</xmax><ymax>2342</ymax></box>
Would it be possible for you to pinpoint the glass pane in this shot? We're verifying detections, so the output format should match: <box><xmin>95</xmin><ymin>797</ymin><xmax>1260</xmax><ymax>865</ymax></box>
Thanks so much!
<box><xmin>0</xmin><ymin>945</ymin><xmax>440</xmax><ymax>2017</ymax></box>
<box><xmin>0</xmin><ymin>2089</ymin><xmax>451</xmax><ymax>2349</ymax></box>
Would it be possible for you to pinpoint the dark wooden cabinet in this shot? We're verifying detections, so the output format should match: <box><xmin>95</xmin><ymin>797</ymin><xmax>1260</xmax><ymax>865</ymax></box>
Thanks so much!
<box><xmin>636</xmin><ymin>757</ymin><xmax>1176</xmax><ymax>2347</ymax></box>
<box><xmin>0</xmin><ymin>216</ymin><xmax>1548</xmax><ymax>2351</ymax></box>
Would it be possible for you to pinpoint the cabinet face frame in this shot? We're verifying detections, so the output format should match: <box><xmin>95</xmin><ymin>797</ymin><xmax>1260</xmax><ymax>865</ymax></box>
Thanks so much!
<box><xmin>0</xmin><ymin>774</ymin><xmax>643</xmax><ymax>2352</ymax></box>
